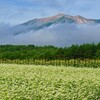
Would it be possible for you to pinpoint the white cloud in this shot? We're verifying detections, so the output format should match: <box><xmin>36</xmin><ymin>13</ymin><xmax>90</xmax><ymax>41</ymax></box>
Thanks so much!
<box><xmin>0</xmin><ymin>22</ymin><xmax>100</xmax><ymax>47</ymax></box>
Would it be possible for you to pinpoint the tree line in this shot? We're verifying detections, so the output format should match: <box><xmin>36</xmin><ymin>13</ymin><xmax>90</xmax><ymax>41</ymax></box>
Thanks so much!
<box><xmin>0</xmin><ymin>43</ymin><xmax>100</xmax><ymax>60</ymax></box>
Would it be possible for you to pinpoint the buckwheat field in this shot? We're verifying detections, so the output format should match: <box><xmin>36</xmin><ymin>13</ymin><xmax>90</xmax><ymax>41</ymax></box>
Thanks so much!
<box><xmin>0</xmin><ymin>64</ymin><xmax>100</xmax><ymax>100</ymax></box>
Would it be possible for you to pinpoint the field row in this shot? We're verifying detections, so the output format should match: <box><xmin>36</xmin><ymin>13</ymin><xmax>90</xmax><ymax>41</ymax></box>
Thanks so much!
<box><xmin>0</xmin><ymin>59</ymin><xmax>100</xmax><ymax>68</ymax></box>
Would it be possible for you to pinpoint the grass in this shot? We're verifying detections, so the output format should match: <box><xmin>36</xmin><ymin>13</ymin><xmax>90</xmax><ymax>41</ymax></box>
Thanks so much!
<box><xmin>0</xmin><ymin>64</ymin><xmax>100</xmax><ymax>100</ymax></box>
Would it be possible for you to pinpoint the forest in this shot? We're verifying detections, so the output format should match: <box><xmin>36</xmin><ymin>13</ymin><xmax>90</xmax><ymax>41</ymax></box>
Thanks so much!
<box><xmin>0</xmin><ymin>43</ymin><xmax>100</xmax><ymax>60</ymax></box>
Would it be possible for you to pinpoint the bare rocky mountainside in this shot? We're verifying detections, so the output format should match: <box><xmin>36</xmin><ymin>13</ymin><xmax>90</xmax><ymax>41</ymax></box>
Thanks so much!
<box><xmin>0</xmin><ymin>13</ymin><xmax>100</xmax><ymax>46</ymax></box>
<box><xmin>12</xmin><ymin>13</ymin><xmax>100</xmax><ymax>35</ymax></box>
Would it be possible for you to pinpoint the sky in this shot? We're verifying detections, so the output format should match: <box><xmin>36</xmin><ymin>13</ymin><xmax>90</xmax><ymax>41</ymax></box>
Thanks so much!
<box><xmin>0</xmin><ymin>0</ymin><xmax>100</xmax><ymax>25</ymax></box>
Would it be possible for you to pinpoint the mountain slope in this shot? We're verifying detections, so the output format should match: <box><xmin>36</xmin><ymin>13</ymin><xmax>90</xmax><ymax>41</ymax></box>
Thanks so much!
<box><xmin>12</xmin><ymin>13</ymin><xmax>100</xmax><ymax>35</ymax></box>
<box><xmin>1</xmin><ymin>13</ymin><xmax>100</xmax><ymax>47</ymax></box>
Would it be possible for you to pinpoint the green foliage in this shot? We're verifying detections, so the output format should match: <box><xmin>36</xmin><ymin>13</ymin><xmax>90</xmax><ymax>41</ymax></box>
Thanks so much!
<box><xmin>95</xmin><ymin>50</ymin><xmax>100</xmax><ymax>59</ymax></box>
<box><xmin>0</xmin><ymin>64</ymin><xmax>100</xmax><ymax>100</ymax></box>
<box><xmin>0</xmin><ymin>43</ymin><xmax>100</xmax><ymax>60</ymax></box>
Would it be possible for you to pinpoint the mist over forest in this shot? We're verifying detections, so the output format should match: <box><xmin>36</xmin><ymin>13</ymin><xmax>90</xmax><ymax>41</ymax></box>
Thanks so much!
<box><xmin>0</xmin><ymin>22</ymin><xmax>100</xmax><ymax>47</ymax></box>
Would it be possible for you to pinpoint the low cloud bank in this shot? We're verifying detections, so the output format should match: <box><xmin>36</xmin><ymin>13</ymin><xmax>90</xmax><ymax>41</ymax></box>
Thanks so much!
<box><xmin>0</xmin><ymin>22</ymin><xmax>100</xmax><ymax>47</ymax></box>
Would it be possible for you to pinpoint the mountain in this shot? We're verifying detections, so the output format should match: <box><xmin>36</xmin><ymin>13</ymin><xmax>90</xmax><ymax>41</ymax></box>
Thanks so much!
<box><xmin>12</xmin><ymin>13</ymin><xmax>100</xmax><ymax>35</ymax></box>
<box><xmin>1</xmin><ymin>13</ymin><xmax>100</xmax><ymax>47</ymax></box>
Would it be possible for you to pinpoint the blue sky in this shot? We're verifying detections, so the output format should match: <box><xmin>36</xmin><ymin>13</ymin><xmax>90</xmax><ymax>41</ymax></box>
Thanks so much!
<box><xmin>0</xmin><ymin>0</ymin><xmax>100</xmax><ymax>25</ymax></box>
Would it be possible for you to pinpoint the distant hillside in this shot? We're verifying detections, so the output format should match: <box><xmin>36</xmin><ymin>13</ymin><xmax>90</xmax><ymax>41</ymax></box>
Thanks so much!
<box><xmin>12</xmin><ymin>13</ymin><xmax>100</xmax><ymax>35</ymax></box>
<box><xmin>0</xmin><ymin>13</ymin><xmax>100</xmax><ymax>46</ymax></box>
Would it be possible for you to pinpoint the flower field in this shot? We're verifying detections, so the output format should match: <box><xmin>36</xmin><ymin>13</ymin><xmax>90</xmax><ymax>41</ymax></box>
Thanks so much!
<box><xmin>0</xmin><ymin>64</ymin><xmax>100</xmax><ymax>100</ymax></box>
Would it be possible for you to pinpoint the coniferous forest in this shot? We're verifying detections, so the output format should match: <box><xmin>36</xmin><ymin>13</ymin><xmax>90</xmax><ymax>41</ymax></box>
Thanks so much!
<box><xmin>0</xmin><ymin>43</ymin><xmax>100</xmax><ymax>60</ymax></box>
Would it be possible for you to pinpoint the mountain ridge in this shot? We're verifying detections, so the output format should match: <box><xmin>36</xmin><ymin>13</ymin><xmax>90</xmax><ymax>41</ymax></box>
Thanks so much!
<box><xmin>1</xmin><ymin>13</ymin><xmax>100</xmax><ymax>46</ymax></box>
<box><xmin>12</xmin><ymin>13</ymin><xmax>100</xmax><ymax>35</ymax></box>
<box><xmin>23</xmin><ymin>13</ymin><xmax>100</xmax><ymax>24</ymax></box>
